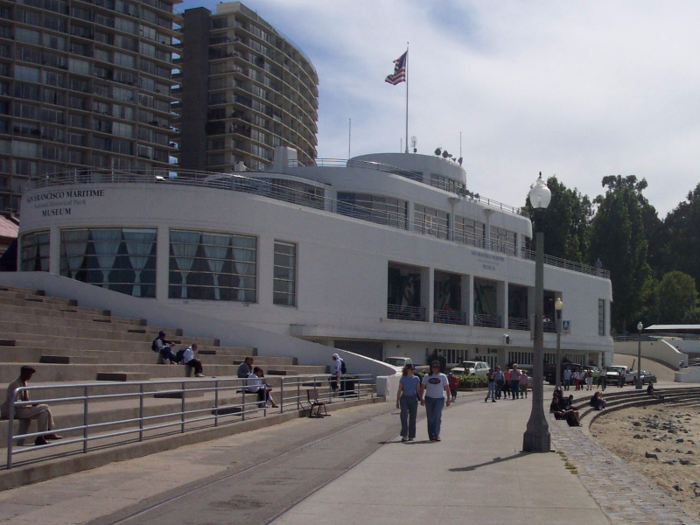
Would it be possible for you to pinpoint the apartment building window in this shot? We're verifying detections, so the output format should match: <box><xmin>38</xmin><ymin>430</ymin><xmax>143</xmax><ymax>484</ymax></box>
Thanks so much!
<box><xmin>60</xmin><ymin>228</ymin><xmax>157</xmax><ymax>297</ymax></box>
<box><xmin>20</xmin><ymin>230</ymin><xmax>50</xmax><ymax>272</ymax></box>
<box><xmin>598</xmin><ymin>299</ymin><xmax>605</xmax><ymax>336</ymax></box>
<box><xmin>273</xmin><ymin>241</ymin><xmax>296</xmax><ymax>306</ymax></box>
<box><xmin>169</xmin><ymin>230</ymin><xmax>257</xmax><ymax>302</ymax></box>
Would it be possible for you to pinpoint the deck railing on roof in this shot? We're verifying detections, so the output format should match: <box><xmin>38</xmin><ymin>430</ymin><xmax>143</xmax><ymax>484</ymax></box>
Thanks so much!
<box><xmin>27</xmin><ymin>168</ymin><xmax>609</xmax><ymax>280</ymax></box>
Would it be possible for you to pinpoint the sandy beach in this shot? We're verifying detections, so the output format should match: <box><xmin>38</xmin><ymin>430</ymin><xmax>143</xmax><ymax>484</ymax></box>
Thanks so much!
<box><xmin>591</xmin><ymin>403</ymin><xmax>700</xmax><ymax>519</ymax></box>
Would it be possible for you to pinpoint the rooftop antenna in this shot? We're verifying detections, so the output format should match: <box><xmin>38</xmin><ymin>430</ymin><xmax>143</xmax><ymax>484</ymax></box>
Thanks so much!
<box><xmin>348</xmin><ymin>118</ymin><xmax>351</xmax><ymax>159</ymax></box>
<box><xmin>411</xmin><ymin>136</ymin><xmax>417</xmax><ymax>154</ymax></box>
<box><xmin>459</xmin><ymin>131</ymin><xmax>462</xmax><ymax>159</ymax></box>
<box><xmin>400</xmin><ymin>138</ymin><xmax>402</xmax><ymax>153</ymax></box>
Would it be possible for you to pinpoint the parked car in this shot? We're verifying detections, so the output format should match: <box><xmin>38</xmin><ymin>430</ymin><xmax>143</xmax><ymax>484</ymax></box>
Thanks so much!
<box><xmin>606</xmin><ymin>365</ymin><xmax>634</xmax><ymax>384</ymax></box>
<box><xmin>451</xmin><ymin>361</ymin><xmax>490</xmax><ymax>376</ymax></box>
<box><xmin>383</xmin><ymin>357</ymin><xmax>429</xmax><ymax>375</ymax></box>
<box><xmin>629</xmin><ymin>369</ymin><xmax>656</xmax><ymax>385</ymax></box>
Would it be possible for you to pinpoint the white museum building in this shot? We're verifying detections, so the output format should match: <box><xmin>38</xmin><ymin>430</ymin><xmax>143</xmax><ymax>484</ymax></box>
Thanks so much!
<box><xmin>15</xmin><ymin>147</ymin><xmax>614</xmax><ymax>369</ymax></box>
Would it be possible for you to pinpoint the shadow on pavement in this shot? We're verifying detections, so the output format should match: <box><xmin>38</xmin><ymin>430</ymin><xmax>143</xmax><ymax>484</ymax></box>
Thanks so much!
<box><xmin>449</xmin><ymin>451</ymin><xmax>529</xmax><ymax>472</ymax></box>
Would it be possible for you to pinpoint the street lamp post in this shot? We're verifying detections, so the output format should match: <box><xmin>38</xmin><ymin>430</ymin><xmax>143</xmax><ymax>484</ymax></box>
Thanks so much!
<box><xmin>523</xmin><ymin>172</ymin><xmax>551</xmax><ymax>453</ymax></box>
<box><xmin>636</xmin><ymin>321</ymin><xmax>643</xmax><ymax>389</ymax></box>
<box><xmin>555</xmin><ymin>297</ymin><xmax>563</xmax><ymax>388</ymax></box>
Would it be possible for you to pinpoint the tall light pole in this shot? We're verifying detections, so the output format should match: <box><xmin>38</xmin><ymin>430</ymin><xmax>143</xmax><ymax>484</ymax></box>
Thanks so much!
<box><xmin>636</xmin><ymin>321</ymin><xmax>643</xmax><ymax>389</ymax></box>
<box><xmin>555</xmin><ymin>297</ymin><xmax>563</xmax><ymax>388</ymax></box>
<box><xmin>523</xmin><ymin>172</ymin><xmax>551</xmax><ymax>453</ymax></box>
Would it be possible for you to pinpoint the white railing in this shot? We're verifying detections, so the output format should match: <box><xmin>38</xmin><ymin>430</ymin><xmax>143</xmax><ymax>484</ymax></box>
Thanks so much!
<box><xmin>27</xmin><ymin>168</ymin><xmax>609</xmax><ymax>280</ymax></box>
<box><xmin>4</xmin><ymin>374</ymin><xmax>375</xmax><ymax>469</ymax></box>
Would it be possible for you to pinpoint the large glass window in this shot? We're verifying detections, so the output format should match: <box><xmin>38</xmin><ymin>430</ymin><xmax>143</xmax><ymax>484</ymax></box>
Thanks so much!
<box><xmin>454</xmin><ymin>216</ymin><xmax>486</xmax><ymax>248</ymax></box>
<box><xmin>60</xmin><ymin>228</ymin><xmax>157</xmax><ymax>297</ymax></box>
<box><xmin>337</xmin><ymin>193</ymin><xmax>408</xmax><ymax>229</ymax></box>
<box><xmin>20</xmin><ymin>231</ymin><xmax>50</xmax><ymax>272</ymax></box>
<box><xmin>273</xmin><ymin>241</ymin><xmax>296</xmax><ymax>306</ymax></box>
<box><xmin>169</xmin><ymin>230</ymin><xmax>256</xmax><ymax>302</ymax></box>
<box><xmin>414</xmin><ymin>204</ymin><xmax>449</xmax><ymax>239</ymax></box>
<box><xmin>598</xmin><ymin>299</ymin><xmax>605</xmax><ymax>336</ymax></box>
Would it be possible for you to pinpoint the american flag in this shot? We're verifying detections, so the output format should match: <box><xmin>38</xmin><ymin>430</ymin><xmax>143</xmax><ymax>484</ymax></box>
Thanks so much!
<box><xmin>385</xmin><ymin>51</ymin><xmax>407</xmax><ymax>85</ymax></box>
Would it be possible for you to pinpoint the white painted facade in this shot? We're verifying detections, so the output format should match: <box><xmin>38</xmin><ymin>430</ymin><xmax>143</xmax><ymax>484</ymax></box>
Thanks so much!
<box><xmin>16</xmin><ymin>149</ymin><xmax>614</xmax><ymax>369</ymax></box>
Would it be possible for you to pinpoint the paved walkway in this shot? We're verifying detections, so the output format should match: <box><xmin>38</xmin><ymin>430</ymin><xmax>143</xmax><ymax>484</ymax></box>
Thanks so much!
<box><xmin>0</xmin><ymin>387</ymin><xmax>697</xmax><ymax>524</ymax></box>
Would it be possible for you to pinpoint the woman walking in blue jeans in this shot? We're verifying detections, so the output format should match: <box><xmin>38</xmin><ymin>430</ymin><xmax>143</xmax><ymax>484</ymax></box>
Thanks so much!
<box><xmin>421</xmin><ymin>361</ymin><xmax>451</xmax><ymax>441</ymax></box>
<box><xmin>396</xmin><ymin>364</ymin><xmax>422</xmax><ymax>442</ymax></box>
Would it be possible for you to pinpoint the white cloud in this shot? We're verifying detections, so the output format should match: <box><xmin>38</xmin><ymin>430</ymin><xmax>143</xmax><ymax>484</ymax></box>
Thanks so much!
<box><xmin>185</xmin><ymin>0</ymin><xmax>700</xmax><ymax>216</ymax></box>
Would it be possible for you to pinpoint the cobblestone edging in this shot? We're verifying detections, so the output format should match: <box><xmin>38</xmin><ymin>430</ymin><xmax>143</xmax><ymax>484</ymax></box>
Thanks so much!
<box><xmin>549</xmin><ymin>415</ymin><xmax>698</xmax><ymax>525</ymax></box>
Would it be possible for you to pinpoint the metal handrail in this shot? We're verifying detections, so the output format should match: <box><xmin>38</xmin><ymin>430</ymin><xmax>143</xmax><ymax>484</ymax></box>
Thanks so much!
<box><xmin>387</xmin><ymin>304</ymin><xmax>427</xmax><ymax>322</ymax></box>
<box><xmin>26</xmin><ymin>168</ymin><xmax>610</xmax><ymax>280</ymax></box>
<box><xmin>4</xmin><ymin>374</ymin><xmax>375</xmax><ymax>469</ymax></box>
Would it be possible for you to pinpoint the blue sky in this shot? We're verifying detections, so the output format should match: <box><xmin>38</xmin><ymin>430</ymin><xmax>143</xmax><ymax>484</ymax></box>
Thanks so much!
<box><xmin>179</xmin><ymin>0</ymin><xmax>700</xmax><ymax>217</ymax></box>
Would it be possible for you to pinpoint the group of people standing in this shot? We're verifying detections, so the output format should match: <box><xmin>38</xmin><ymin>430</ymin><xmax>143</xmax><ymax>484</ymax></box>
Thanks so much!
<box><xmin>562</xmin><ymin>367</ymin><xmax>593</xmax><ymax>391</ymax></box>
<box><xmin>396</xmin><ymin>361</ymin><xmax>451</xmax><ymax>442</ymax></box>
<box><xmin>485</xmin><ymin>364</ymin><xmax>528</xmax><ymax>402</ymax></box>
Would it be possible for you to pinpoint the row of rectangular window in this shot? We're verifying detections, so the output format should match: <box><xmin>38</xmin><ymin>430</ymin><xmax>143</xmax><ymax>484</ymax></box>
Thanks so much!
<box><xmin>19</xmin><ymin>229</ymin><xmax>297</xmax><ymax>306</ymax></box>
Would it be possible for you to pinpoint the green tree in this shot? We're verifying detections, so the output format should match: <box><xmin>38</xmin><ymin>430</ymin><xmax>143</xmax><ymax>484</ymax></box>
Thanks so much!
<box><xmin>524</xmin><ymin>175</ymin><xmax>592</xmax><ymax>262</ymax></box>
<box><xmin>589</xmin><ymin>175</ymin><xmax>650</xmax><ymax>333</ymax></box>
<box><xmin>660</xmin><ymin>183</ymin><xmax>700</xmax><ymax>294</ymax></box>
<box><xmin>656</xmin><ymin>271</ymin><xmax>699</xmax><ymax>324</ymax></box>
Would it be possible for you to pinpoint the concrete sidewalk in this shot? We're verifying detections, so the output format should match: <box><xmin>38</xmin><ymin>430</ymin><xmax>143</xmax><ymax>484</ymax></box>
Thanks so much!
<box><xmin>271</xmin><ymin>393</ymin><xmax>611</xmax><ymax>525</ymax></box>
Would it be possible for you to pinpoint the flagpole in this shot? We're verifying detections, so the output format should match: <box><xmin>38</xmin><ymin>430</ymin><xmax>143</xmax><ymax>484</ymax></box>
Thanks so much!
<box><xmin>404</xmin><ymin>43</ymin><xmax>409</xmax><ymax>153</ymax></box>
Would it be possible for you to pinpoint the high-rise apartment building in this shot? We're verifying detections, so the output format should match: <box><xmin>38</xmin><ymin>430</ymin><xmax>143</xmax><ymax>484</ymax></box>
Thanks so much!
<box><xmin>0</xmin><ymin>0</ymin><xmax>181</xmax><ymax>213</ymax></box>
<box><xmin>179</xmin><ymin>2</ymin><xmax>319</xmax><ymax>172</ymax></box>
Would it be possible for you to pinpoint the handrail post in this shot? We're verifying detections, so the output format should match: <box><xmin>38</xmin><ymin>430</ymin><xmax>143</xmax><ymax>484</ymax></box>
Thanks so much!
<box><xmin>241</xmin><ymin>380</ymin><xmax>246</xmax><ymax>422</ymax></box>
<box><xmin>297</xmin><ymin>377</ymin><xmax>300</xmax><ymax>411</ymax></box>
<box><xmin>214</xmin><ymin>379</ymin><xmax>219</xmax><ymax>427</ymax></box>
<box><xmin>83</xmin><ymin>385</ymin><xmax>89</xmax><ymax>453</ymax></box>
<box><xmin>280</xmin><ymin>377</ymin><xmax>284</xmax><ymax>414</ymax></box>
<box><xmin>139</xmin><ymin>383</ymin><xmax>144</xmax><ymax>442</ymax></box>
<box><xmin>181</xmin><ymin>381</ymin><xmax>186</xmax><ymax>433</ymax></box>
<box><xmin>6</xmin><ymin>389</ymin><xmax>17</xmax><ymax>469</ymax></box>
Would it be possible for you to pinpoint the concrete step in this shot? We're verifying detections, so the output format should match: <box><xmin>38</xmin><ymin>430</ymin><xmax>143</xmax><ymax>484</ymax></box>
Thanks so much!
<box><xmin>0</xmin><ymin>302</ymin><xmax>140</xmax><ymax>326</ymax></box>
<box><xmin>0</xmin><ymin>295</ymin><xmax>113</xmax><ymax>317</ymax></box>
<box><xmin>0</xmin><ymin>321</ymin><xmax>222</xmax><ymax>347</ymax></box>
<box><xmin>0</xmin><ymin>346</ymin><xmax>281</xmax><ymax>367</ymax></box>
<box><xmin>0</xmin><ymin>362</ymin><xmax>327</xmax><ymax>384</ymax></box>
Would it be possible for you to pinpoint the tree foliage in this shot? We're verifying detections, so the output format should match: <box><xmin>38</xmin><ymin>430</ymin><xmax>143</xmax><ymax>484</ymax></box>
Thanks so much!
<box><xmin>524</xmin><ymin>175</ymin><xmax>592</xmax><ymax>262</ymax></box>
<box><xmin>589</xmin><ymin>175</ymin><xmax>650</xmax><ymax>333</ymax></box>
<box><xmin>655</xmin><ymin>271</ymin><xmax>699</xmax><ymax>324</ymax></box>
<box><xmin>660</xmin><ymin>183</ymin><xmax>700</xmax><ymax>290</ymax></box>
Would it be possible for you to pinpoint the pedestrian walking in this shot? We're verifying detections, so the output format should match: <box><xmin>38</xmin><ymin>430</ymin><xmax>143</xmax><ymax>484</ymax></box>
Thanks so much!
<box><xmin>519</xmin><ymin>369</ymin><xmax>528</xmax><ymax>399</ymax></box>
<box><xmin>503</xmin><ymin>368</ymin><xmax>511</xmax><ymax>398</ymax></box>
<box><xmin>447</xmin><ymin>372</ymin><xmax>459</xmax><ymax>402</ymax></box>
<box><xmin>563</xmin><ymin>367</ymin><xmax>572</xmax><ymax>391</ymax></box>
<box><xmin>585</xmin><ymin>369</ymin><xmax>593</xmax><ymax>390</ymax></box>
<box><xmin>494</xmin><ymin>366</ymin><xmax>505</xmax><ymax>399</ymax></box>
<box><xmin>599</xmin><ymin>367</ymin><xmax>607</xmax><ymax>391</ymax></box>
<box><xmin>510</xmin><ymin>364</ymin><xmax>521</xmax><ymax>400</ymax></box>
<box><xmin>485</xmin><ymin>368</ymin><xmax>497</xmax><ymax>403</ymax></box>
<box><xmin>573</xmin><ymin>370</ymin><xmax>581</xmax><ymax>390</ymax></box>
<box><xmin>420</xmin><ymin>361</ymin><xmax>450</xmax><ymax>442</ymax></box>
<box><xmin>396</xmin><ymin>364</ymin><xmax>422</xmax><ymax>442</ymax></box>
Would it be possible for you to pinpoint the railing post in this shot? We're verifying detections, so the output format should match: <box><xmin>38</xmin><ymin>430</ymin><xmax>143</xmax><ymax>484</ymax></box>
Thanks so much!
<box><xmin>83</xmin><ymin>385</ymin><xmax>89</xmax><ymax>454</ymax></box>
<box><xmin>280</xmin><ymin>377</ymin><xmax>284</xmax><ymax>414</ymax></box>
<box><xmin>241</xmin><ymin>381</ymin><xmax>246</xmax><ymax>422</ymax></box>
<box><xmin>297</xmin><ymin>377</ymin><xmax>300</xmax><ymax>411</ymax></box>
<box><xmin>181</xmin><ymin>381</ymin><xmax>186</xmax><ymax>433</ymax></box>
<box><xmin>139</xmin><ymin>383</ymin><xmax>144</xmax><ymax>442</ymax></box>
<box><xmin>214</xmin><ymin>379</ymin><xmax>219</xmax><ymax>427</ymax></box>
<box><xmin>6</xmin><ymin>389</ymin><xmax>16</xmax><ymax>469</ymax></box>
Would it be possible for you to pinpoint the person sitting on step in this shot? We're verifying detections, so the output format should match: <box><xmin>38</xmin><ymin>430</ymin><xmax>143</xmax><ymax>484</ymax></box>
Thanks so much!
<box><xmin>1</xmin><ymin>366</ymin><xmax>63</xmax><ymax>446</ymax></box>
<box><xmin>176</xmin><ymin>343</ymin><xmax>204</xmax><ymax>377</ymax></box>
<box><xmin>152</xmin><ymin>331</ymin><xmax>178</xmax><ymax>364</ymax></box>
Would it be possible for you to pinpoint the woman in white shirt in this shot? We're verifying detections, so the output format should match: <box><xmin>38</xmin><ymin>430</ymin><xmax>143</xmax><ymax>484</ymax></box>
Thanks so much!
<box><xmin>420</xmin><ymin>361</ymin><xmax>451</xmax><ymax>442</ymax></box>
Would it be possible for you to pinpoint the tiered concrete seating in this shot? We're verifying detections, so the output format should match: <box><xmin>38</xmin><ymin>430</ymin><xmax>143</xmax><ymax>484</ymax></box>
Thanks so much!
<box><xmin>0</xmin><ymin>285</ymin><xmax>330</xmax><ymax>450</ymax></box>
<box><xmin>570</xmin><ymin>386</ymin><xmax>700</xmax><ymax>424</ymax></box>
